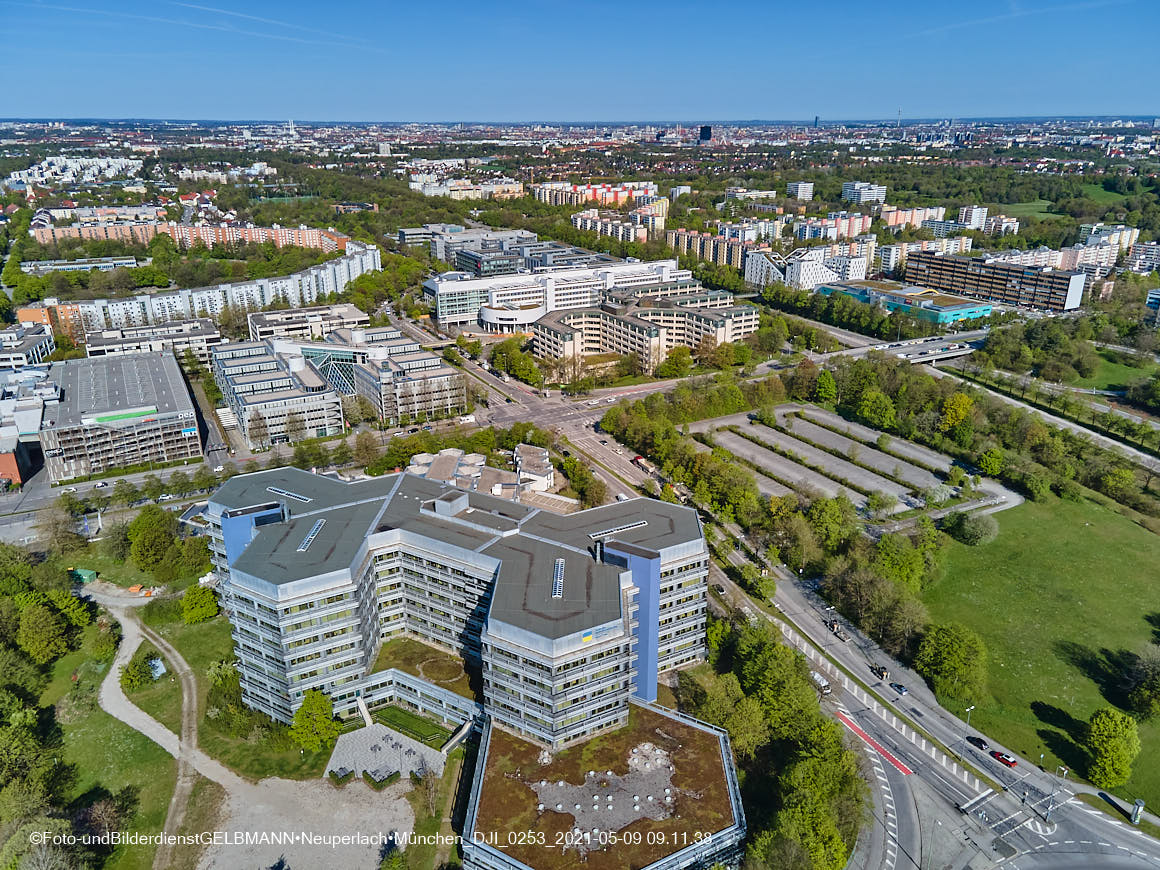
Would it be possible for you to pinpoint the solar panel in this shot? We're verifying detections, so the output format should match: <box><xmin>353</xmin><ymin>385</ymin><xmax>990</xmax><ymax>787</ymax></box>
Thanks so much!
<box><xmin>551</xmin><ymin>558</ymin><xmax>565</xmax><ymax>599</ymax></box>
<box><xmin>267</xmin><ymin>486</ymin><xmax>313</xmax><ymax>504</ymax></box>
<box><xmin>297</xmin><ymin>519</ymin><xmax>326</xmax><ymax>552</ymax></box>
<box><xmin>587</xmin><ymin>520</ymin><xmax>647</xmax><ymax>540</ymax></box>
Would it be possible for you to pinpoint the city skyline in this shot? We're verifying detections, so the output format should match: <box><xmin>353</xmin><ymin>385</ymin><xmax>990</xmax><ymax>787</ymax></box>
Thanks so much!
<box><xmin>0</xmin><ymin>0</ymin><xmax>1154</xmax><ymax>121</ymax></box>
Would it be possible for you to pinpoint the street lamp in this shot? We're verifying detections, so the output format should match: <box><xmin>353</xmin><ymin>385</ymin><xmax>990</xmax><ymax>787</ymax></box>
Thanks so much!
<box><xmin>958</xmin><ymin>705</ymin><xmax>975</xmax><ymax>761</ymax></box>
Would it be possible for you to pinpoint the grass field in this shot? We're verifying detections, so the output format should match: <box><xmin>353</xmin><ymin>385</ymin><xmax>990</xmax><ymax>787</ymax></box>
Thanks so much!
<box><xmin>372</xmin><ymin>703</ymin><xmax>454</xmax><ymax>747</ymax></box>
<box><xmin>125</xmin><ymin>641</ymin><xmax>183</xmax><ymax>735</ymax></box>
<box><xmin>42</xmin><ymin>631</ymin><xmax>177</xmax><ymax>870</ymax></box>
<box><xmin>1072</xmin><ymin>350</ymin><xmax>1156</xmax><ymax>391</ymax></box>
<box><xmin>989</xmin><ymin>199</ymin><xmax>1055</xmax><ymax>219</ymax></box>
<box><xmin>1080</xmin><ymin>183</ymin><xmax>1129</xmax><ymax>206</ymax></box>
<box><xmin>374</xmin><ymin>635</ymin><xmax>479</xmax><ymax>700</ymax></box>
<box><xmin>924</xmin><ymin>496</ymin><xmax>1160</xmax><ymax>807</ymax></box>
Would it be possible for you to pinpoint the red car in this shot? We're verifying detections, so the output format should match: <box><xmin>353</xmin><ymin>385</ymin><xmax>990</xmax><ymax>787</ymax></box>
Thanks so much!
<box><xmin>991</xmin><ymin>751</ymin><xmax>1018</xmax><ymax>768</ymax></box>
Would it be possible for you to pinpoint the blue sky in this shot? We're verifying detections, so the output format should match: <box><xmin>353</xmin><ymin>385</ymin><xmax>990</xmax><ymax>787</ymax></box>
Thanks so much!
<box><xmin>0</xmin><ymin>0</ymin><xmax>1154</xmax><ymax>122</ymax></box>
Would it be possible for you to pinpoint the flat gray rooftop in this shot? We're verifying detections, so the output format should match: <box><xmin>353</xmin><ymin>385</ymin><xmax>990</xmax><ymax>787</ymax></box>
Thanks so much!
<box><xmin>45</xmin><ymin>352</ymin><xmax>196</xmax><ymax>428</ymax></box>
<box><xmin>210</xmin><ymin>470</ymin><xmax>702</xmax><ymax>640</ymax></box>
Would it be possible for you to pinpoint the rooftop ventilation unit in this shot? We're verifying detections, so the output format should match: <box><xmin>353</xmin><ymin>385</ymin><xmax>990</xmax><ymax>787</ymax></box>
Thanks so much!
<box><xmin>551</xmin><ymin>558</ymin><xmax>565</xmax><ymax>599</ymax></box>
<box><xmin>587</xmin><ymin>520</ymin><xmax>647</xmax><ymax>540</ymax></box>
<box><xmin>267</xmin><ymin>486</ymin><xmax>313</xmax><ymax>504</ymax></box>
<box><xmin>297</xmin><ymin>519</ymin><xmax>326</xmax><ymax>552</ymax></box>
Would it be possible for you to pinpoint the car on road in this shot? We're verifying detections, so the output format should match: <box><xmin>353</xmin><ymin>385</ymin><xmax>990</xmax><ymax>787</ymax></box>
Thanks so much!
<box><xmin>213</xmin><ymin>465</ymin><xmax>225</xmax><ymax>473</ymax></box>
<box><xmin>158</xmin><ymin>494</ymin><xmax>176</xmax><ymax>501</ymax></box>
<box><xmin>870</xmin><ymin>664</ymin><xmax>889</xmax><ymax>680</ymax></box>
<box><xmin>615</xmin><ymin>448</ymin><xmax>623</xmax><ymax>454</ymax></box>
<box><xmin>93</xmin><ymin>481</ymin><xmax>109</xmax><ymax>488</ymax></box>
<box><xmin>991</xmin><ymin>751</ymin><xmax>1017</xmax><ymax>768</ymax></box>
<box><xmin>587</xmin><ymin>399</ymin><xmax>601</xmax><ymax>406</ymax></box>
<box><xmin>600</xmin><ymin>440</ymin><xmax>608</xmax><ymax>445</ymax></box>
<box><xmin>62</xmin><ymin>487</ymin><xmax>77</xmax><ymax>493</ymax></box>
<box><xmin>408</xmin><ymin>428</ymin><xmax>419</xmax><ymax>434</ymax></box>
<box><xmin>889</xmin><ymin>682</ymin><xmax>909</xmax><ymax>696</ymax></box>
<box><xmin>967</xmin><ymin>736</ymin><xmax>990</xmax><ymax>752</ymax></box>
<box><xmin>713</xmin><ymin>584</ymin><xmax>726</xmax><ymax>595</ymax></box>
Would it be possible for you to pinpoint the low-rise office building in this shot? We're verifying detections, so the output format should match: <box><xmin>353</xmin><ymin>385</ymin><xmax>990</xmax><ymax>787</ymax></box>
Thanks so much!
<box><xmin>39</xmin><ymin>354</ymin><xmax>201</xmax><ymax>482</ymax></box>
<box><xmin>816</xmin><ymin>281</ymin><xmax>994</xmax><ymax>324</ymax></box>
<box><xmin>84</xmin><ymin>319</ymin><xmax>223</xmax><ymax>364</ymax></box>
<box><xmin>905</xmin><ymin>250</ymin><xmax>1085</xmax><ymax>311</ymax></box>
<box><xmin>247</xmin><ymin>304</ymin><xmax>370</xmax><ymax>342</ymax></box>
<box><xmin>0</xmin><ymin>324</ymin><xmax>55</xmax><ymax>369</ymax></box>
<box><xmin>20</xmin><ymin>256</ymin><xmax>138</xmax><ymax>275</ymax></box>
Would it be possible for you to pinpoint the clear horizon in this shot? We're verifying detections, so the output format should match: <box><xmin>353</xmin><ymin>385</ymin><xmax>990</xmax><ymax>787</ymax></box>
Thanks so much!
<box><xmin>0</xmin><ymin>0</ymin><xmax>1154</xmax><ymax>122</ymax></box>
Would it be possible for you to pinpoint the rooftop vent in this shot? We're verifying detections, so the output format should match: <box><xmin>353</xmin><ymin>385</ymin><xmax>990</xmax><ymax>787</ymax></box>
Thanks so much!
<box><xmin>297</xmin><ymin>519</ymin><xmax>326</xmax><ymax>552</ymax></box>
<box><xmin>587</xmin><ymin>520</ymin><xmax>647</xmax><ymax>540</ymax></box>
<box><xmin>267</xmin><ymin>485</ymin><xmax>312</xmax><ymax>504</ymax></box>
<box><xmin>551</xmin><ymin>558</ymin><xmax>565</xmax><ymax>599</ymax></box>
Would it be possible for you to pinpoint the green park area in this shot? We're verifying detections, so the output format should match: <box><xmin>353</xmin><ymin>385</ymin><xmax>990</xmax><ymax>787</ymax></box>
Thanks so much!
<box><xmin>40</xmin><ymin>627</ymin><xmax>177</xmax><ymax>870</ymax></box>
<box><xmin>989</xmin><ymin>199</ymin><xmax>1055</xmax><ymax>219</ymax></box>
<box><xmin>924</xmin><ymin>496</ymin><xmax>1160</xmax><ymax>807</ymax></box>
<box><xmin>372</xmin><ymin>703</ymin><xmax>454</xmax><ymax>747</ymax></box>
<box><xmin>1072</xmin><ymin>349</ymin><xmax>1157</xmax><ymax>391</ymax></box>
<box><xmin>1080</xmin><ymin>182</ymin><xmax>1130</xmax><ymax>206</ymax></box>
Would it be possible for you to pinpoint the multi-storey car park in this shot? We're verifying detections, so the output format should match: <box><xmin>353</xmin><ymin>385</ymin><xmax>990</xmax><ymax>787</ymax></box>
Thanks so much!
<box><xmin>206</xmin><ymin>467</ymin><xmax>744</xmax><ymax>870</ymax></box>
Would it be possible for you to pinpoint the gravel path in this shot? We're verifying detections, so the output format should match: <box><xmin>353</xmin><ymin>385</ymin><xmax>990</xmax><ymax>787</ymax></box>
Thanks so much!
<box><xmin>87</xmin><ymin>587</ymin><xmax>415</xmax><ymax>870</ymax></box>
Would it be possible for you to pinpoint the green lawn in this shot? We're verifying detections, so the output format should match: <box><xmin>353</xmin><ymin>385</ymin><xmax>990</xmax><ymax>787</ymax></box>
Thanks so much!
<box><xmin>1080</xmin><ymin>183</ymin><xmax>1129</xmax><ymax>206</ymax></box>
<box><xmin>150</xmin><ymin>615</ymin><xmax>235</xmax><ymax>718</ymax></box>
<box><xmin>42</xmin><ymin>632</ymin><xmax>177</xmax><ymax>870</ymax></box>
<box><xmin>60</xmin><ymin>549</ymin><xmax>157</xmax><ymax>589</ymax></box>
<box><xmin>1072</xmin><ymin>350</ymin><xmax>1156</xmax><ymax>391</ymax></box>
<box><xmin>125</xmin><ymin>642</ymin><xmax>183</xmax><ymax>735</ymax></box>
<box><xmin>372</xmin><ymin>703</ymin><xmax>454</xmax><ymax>747</ymax></box>
<box><xmin>924</xmin><ymin>496</ymin><xmax>1160</xmax><ymax>807</ymax></box>
<box><xmin>989</xmin><ymin>199</ymin><xmax>1055</xmax><ymax>219</ymax></box>
<box><xmin>374</xmin><ymin>635</ymin><xmax>479</xmax><ymax>700</ymax></box>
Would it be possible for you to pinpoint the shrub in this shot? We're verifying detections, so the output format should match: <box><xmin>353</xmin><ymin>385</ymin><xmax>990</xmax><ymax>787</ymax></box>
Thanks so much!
<box><xmin>121</xmin><ymin>649</ymin><xmax>159</xmax><ymax>691</ymax></box>
<box><xmin>949</xmin><ymin>513</ymin><xmax>999</xmax><ymax>546</ymax></box>
<box><xmin>362</xmin><ymin>770</ymin><xmax>400</xmax><ymax>791</ymax></box>
<box><xmin>329</xmin><ymin>769</ymin><xmax>355</xmax><ymax>788</ymax></box>
<box><xmin>140</xmin><ymin>596</ymin><xmax>183</xmax><ymax>627</ymax></box>
<box><xmin>182</xmin><ymin>585</ymin><xmax>219</xmax><ymax>624</ymax></box>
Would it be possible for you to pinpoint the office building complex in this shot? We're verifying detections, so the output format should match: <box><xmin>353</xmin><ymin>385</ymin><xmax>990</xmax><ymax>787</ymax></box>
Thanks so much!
<box><xmin>724</xmin><ymin>187</ymin><xmax>779</xmax><ymax>202</ymax></box>
<box><xmin>16</xmin><ymin>243</ymin><xmax>380</xmax><ymax>335</ymax></box>
<box><xmin>877</xmin><ymin>236</ymin><xmax>973</xmax><ymax>274</ymax></box>
<box><xmin>206</xmin><ymin>466</ymin><xmax>709</xmax><ymax>738</ymax></box>
<box><xmin>424</xmin><ymin>259</ymin><xmax>698</xmax><ymax>331</ymax></box>
<box><xmin>39</xmin><ymin>354</ymin><xmax>201</xmax><ymax>482</ymax></box>
<box><xmin>878</xmin><ymin>204</ymin><xmax>946</xmax><ymax>230</ymax></box>
<box><xmin>786</xmin><ymin>181</ymin><xmax>814</xmax><ymax>201</ymax></box>
<box><xmin>0</xmin><ymin>324</ymin><xmax>55</xmax><ymax>369</ymax></box>
<box><xmin>20</xmin><ymin>256</ymin><xmax>138</xmax><ymax>276</ymax></box>
<box><xmin>532</xmin><ymin>289</ymin><xmax>758</xmax><ymax>375</ymax></box>
<box><xmin>905</xmin><ymin>251</ymin><xmax>1085</xmax><ymax>311</ymax></box>
<box><xmin>531</xmin><ymin>181</ymin><xmax>658</xmax><ymax>207</ymax></box>
<box><xmin>1127</xmin><ymin>242</ymin><xmax>1160</xmax><ymax>275</ymax></box>
<box><xmin>841</xmin><ymin>181</ymin><xmax>887</xmax><ymax>204</ymax></box>
<box><xmin>454</xmin><ymin>249</ymin><xmax>523</xmax><ymax>278</ymax></box>
<box><xmin>85</xmin><ymin>319</ymin><xmax>223</xmax><ymax>364</ymax></box>
<box><xmin>816</xmin><ymin>281</ymin><xmax>993</xmax><ymax>324</ymax></box>
<box><xmin>247</xmin><ymin>305</ymin><xmax>370</xmax><ymax>342</ymax></box>
<box><xmin>409</xmin><ymin>178</ymin><xmax>523</xmax><ymax>200</ymax></box>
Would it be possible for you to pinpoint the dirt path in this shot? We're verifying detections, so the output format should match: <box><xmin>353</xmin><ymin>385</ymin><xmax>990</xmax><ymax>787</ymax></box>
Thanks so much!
<box><xmin>138</xmin><ymin>619</ymin><xmax>202</xmax><ymax>870</ymax></box>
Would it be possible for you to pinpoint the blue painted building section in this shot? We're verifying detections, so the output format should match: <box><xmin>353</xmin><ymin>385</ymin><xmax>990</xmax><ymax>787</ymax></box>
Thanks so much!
<box><xmin>220</xmin><ymin>505</ymin><xmax>284</xmax><ymax>566</ymax></box>
<box><xmin>817</xmin><ymin>282</ymin><xmax>993</xmax><ymax>324</ymax></box>
<box><xmin>605</xmin><ymin>543</ymin><xmax>661</xmax><ymax>703</ymax></box>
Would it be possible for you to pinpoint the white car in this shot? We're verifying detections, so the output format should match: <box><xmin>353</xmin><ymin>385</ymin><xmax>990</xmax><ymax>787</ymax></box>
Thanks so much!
<box><xmin>213</xmin><ymin>465</ymin><xmax>225</xmax><ymax>473</ymax></box>
<box><xmin>62</xmin><ymin>486</ymin><xmax>77</xmax><ymax>493</ymax></box>
<box><xmin>93</xmin><ymin>481</ymin><xmax>109</xmax><ymax>488</ymax></box>
<box><xmin>158</xmin><ymin>494</ymin><xmax>176</xmax><ymax>501</ymax></box>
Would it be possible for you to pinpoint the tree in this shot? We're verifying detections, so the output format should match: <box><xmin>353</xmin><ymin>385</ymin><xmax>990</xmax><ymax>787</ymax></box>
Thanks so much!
<box><xmin>978</xmin><ymin>448</ymin><xmax>1005</xmax><ymax>477</ymax></box>
<box><xmin>289</xmin><ymin>690</ymin><xmax>339</xmax><ymax>752</ymax></box>
<box><xmin>865</xmin><ymin>491</ymin><xmax>897</xmax><ymax>520</ymax></box>
<box><xmin>127</xmin><ymin>505</ymin><xmax>177</xmax><ymax>573</ymax></box>
<box><xmin>943</xmin><ymin>511</ymin><xmax>998</xmax><ymax>546</ymax></box>
<box><xmin>938</xmin><ymin>393</ymin><xmax>974</xmax><ymax>433</ymax></box>
<box><xmin>1084</xmin><ymin>707</ymin><xmax>1141</xmax><ymax>789</ymax></box>
<box><xmin>284</xmin><ymin>412</ymin><xmax>306</xmax><ymax>444</ymax></box>
<box><xmin>353</xmin><ymin>431</ymin><xmax>380</xmax><ymax>467</ymax></box>
<box><xmin>654</xmin><ymin>346</ymin><xmax>693</xmax><ymax>379</ymax></box>
<box><xmin>35</xmin><ymin>508</ymin><xmax>83</xmax><ymax>555</ymax></box>
<box><xmin>857</xmin><ymin>389</ymin><xmax>896</xmax><ymax>431</ymax></box>
<box><xmin>182</xmin><ymin>586</ymin><xmax>219</xmax><ymax>624</ymax></box>
<box><xmin>247</xmin><ymin>412</ymin><xmax>270</xmax><ymax>449</ymax></box>
<box><xmin>330</xmin><ymin>440</ymin><xmax>353</xmax><ymax>467</ymax></box>
<box><xmin>814</xmin><ymin>369</ymin><xmax>838</xmax><ymax>403</ymax></box>
<box><xmin>1127</xmin><ymin>646</ymin><xmax>1160</xmax><ymax>721</ymax></box>
<box><xmin>112</xmin><ymin>479</ymin><xmax>139</xmax><ymax>507</ymax></box>
<box><xmin>914</xmin><ymin>622</ymin><xmax>987</xmax><ymax>701</ymax></box>
<box><xmin>16</xmin><ymin>604</ymin><xmax>69</xmax><ymax>665</ymax></box>
<box><xmin>140</xmin><ymin>474</ymin><xmax>165</xmax><ymax>502</ymax></box>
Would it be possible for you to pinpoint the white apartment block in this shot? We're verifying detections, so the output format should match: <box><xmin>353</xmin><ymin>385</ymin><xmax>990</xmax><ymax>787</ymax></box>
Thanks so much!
<box><xmin>794</xmin><ymin>212</ymin><xmax>873</xmax><ymax>240</ymax></box>
<box><xmin>68</xmin><ymin>243</ymin><xmax>380</xmax><ymax>332</ymax></box>
<box><xmin>958</xmin><ymin>206</ymin><xmax>989</xmax><ymax>230</ymax></box>
<box><xmin>1127</xmin><ymin>242</ymin><xmax>1160</xmax><ymax>275</ymax></box>
<box><xmin>786</xmin><ymin>181</ymin><xmax>814</xmax><ymax>201</ymax></box>
<box><xmin>1080</xmin><ymin>223</ymin><xmax>1140</xmax><ymax>251</ymax></box>
<box><xmin>842</xmin><ymin>181</ymin><xmax>887</xmax><ymax>204</ymax></box>
<box><xmin>985</xmin><ymin>215</ymin><xmax>1020</xmax><ymax>235</ymax></box>
<box><xmin>532</xmin><ymin>181</ymin><xmax>658</xmax><ymax>207</ymax></box>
